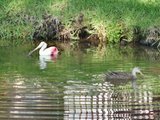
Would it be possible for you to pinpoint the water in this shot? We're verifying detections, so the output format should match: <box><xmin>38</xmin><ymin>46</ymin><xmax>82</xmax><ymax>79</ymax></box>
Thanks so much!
<box><xmin>0</xmin><ymin>44</ymin><xmax>160</xmax><ymax>119</ymax></box>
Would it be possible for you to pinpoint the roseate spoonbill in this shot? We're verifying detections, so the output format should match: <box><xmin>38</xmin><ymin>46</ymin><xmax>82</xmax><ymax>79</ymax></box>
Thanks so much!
<box><xmin>28</xmin><ymin>41</ymin><xmax>59</xmax><ymax>56</ymax></box>
<box><xmin>105</xmin><ymin>67</ymin><xmax>143</xmax><ymax>80</ymax></box>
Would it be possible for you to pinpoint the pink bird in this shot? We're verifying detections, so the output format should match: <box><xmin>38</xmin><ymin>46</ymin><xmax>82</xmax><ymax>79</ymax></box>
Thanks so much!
<box><xmin>28</xmin><ymin>41</ymin><xmax>59</xmax><ymax>57</ymax></box>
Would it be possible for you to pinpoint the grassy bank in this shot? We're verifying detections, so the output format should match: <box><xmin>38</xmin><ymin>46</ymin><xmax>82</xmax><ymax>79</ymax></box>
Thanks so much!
<box><xmin>0</xmin><ymin>0</ymin><xmax>160</xmax><ymax>44</ymax></box>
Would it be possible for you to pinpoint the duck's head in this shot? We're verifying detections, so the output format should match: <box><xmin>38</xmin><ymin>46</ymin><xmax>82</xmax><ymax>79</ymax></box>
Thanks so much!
<box><xmin>132</xmin><ymin>67</ymin><xmax>143</xmax><ymax>78</ymax></box>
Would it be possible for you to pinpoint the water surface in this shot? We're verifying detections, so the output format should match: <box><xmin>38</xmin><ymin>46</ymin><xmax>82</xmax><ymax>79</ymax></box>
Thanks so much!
<box><xmin>0</xmin><ymin>44</ymin><xmax>160</xmax><ymax>119</ymax></box>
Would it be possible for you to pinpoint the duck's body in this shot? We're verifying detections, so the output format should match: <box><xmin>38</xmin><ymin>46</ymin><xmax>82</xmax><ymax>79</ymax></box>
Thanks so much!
<box><xmin>106</xmin><ymin>72</ymin><xmax>135</xmax><ymax>80</ymax></box>
<box><xmin>105</xmin><ymin>67</ymin><xmax>142</xmax><ymax>80</ymax></box>
<box><xmin>28</xmin><ymin>41</ymin><xmax>58</xmax><ymax>56</ymax></box>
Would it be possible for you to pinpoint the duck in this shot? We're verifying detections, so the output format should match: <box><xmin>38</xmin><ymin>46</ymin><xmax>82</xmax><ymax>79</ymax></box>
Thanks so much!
<box><xmin>105</xmin><ymin>67</ymin><xmax>143</xmax><ymax>80</ymax></box>
<box><xmin>28</xmin><ymin>41</ymin><xmax>59</xmax><ymax>56</ymax></box>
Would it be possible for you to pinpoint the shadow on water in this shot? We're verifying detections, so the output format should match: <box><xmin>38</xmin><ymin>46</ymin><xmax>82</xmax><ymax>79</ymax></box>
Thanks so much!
<box><xmin>0</xmin><ymin>45</ymin><xmax>160</xmax><ymax>119</ymax></box>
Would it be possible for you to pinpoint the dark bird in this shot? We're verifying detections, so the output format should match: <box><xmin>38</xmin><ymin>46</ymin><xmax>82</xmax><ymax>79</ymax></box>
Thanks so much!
<box><xmin>105</xmin><ymin>67</ymin><xmax>143</xmax><ymax>80</ymax></box>
<box><xmin>77</xmin><ymin>13</ymin><xmax>84</xmax><ymax>25</ymax></box>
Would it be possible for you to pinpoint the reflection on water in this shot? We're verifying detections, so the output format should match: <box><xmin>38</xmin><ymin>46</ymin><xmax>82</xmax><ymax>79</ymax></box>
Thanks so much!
<box><xmin>64</xmin><ymin>80</ymin><xmax>156</xmax><ymax>120</ymax></box>
<box><xmin>0</xmin><ymin>75</ymin><xmax>64</xmax><ymax>119</ymax></box>
<box><xmin>39</xmin><ymin>55</ymin><xmax>57</xmax><ymax>69</ymax></box>
<box><xmin>0</xmin><ymin>45</ymin><xmax>160</xmax><ymax>119</ymax></box>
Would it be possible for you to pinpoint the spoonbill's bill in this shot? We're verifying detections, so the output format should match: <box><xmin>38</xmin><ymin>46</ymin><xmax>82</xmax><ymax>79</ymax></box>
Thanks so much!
<box><xmin>28</xmin><ymin>41</ymin><xmax>59</xmax><ymax>56</ymax></box>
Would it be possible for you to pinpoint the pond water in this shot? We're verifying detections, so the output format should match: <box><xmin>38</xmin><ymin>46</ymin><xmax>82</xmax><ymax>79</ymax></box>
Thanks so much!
<box><xmin>0</xmin><ymin>44</ymin><xmax>160</xmax><ymax>119</ymax></box>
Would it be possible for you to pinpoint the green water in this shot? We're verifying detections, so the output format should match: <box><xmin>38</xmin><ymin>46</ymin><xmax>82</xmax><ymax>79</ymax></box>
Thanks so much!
<box><xmin>0</xmin><ymin>44</ymin><xmax>160</xmax><ymax>119</ymax></box>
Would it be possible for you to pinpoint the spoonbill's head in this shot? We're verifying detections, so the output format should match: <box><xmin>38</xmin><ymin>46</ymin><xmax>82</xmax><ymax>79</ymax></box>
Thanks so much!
<box><xmin>28</xmin><ymin>41</ymin><xmax>47</xmax><ymax>56</ymax></box>
<box><xmin>37</xmin><ymin>41</ymin><xmax>46</xmax><ymax>48</ymax></box>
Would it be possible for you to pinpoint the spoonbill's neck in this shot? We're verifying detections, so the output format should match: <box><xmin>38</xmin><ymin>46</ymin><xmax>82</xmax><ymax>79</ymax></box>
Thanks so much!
<box><xmin>132</xmin><ymin>69</ymin><xmax>137</xmax><ymax>78</ymax></box>
<box><xmin>39</xmin><ymin>43</ymin><xmax>47</xmax><ymax>55</ymax></box>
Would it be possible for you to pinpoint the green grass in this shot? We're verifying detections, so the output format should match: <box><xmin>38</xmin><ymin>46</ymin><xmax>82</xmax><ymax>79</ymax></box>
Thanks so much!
<box><xmin>0</xmin><ymin>0</ymin><xmax>160</xmax><ymax>43</ymax></box>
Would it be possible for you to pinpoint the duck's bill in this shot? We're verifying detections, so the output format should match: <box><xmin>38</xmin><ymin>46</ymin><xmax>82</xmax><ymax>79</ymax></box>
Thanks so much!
<box><xmin>140</xmin><ymin>72</ymin><xmax>144</xmax><ymax>75</ymax></box>
<box><xmin>139</xmin><ymin>72</ymin><xmax>145</xmax><ymax>78</ymax></box>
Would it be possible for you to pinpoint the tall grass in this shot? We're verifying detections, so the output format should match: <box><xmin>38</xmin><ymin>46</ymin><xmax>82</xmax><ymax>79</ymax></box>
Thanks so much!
<box><xmin>66</xmin><ymin>0</ymin><xmax>160</xmax><ymax>27</ymax></box>
<box><xmin>0</xmin><ymin>0</ymin><xmax>160</xmax><ymax>43</ymax></box>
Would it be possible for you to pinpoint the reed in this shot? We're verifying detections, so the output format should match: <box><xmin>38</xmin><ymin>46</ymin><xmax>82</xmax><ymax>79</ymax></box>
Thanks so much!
<box><xmin>0</xmin><ymin>0</ymin><xmax>160</xmax><ymax>43</ymax></box>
